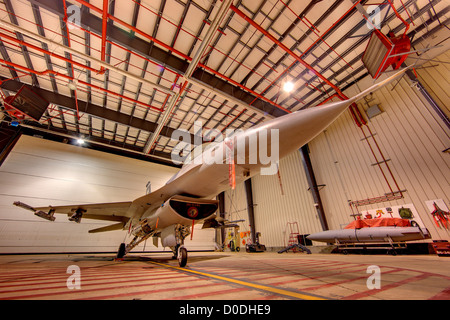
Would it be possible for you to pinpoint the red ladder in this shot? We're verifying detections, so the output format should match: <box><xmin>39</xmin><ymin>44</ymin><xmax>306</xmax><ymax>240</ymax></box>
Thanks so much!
<box><xmin>285</xmin><ymin>222</ymin><xmax>300</xmax><ymax>253</ymax></box>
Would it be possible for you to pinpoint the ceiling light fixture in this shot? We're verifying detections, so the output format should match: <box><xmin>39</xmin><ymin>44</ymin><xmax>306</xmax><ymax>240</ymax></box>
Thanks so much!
<box><xmin>283</xmin><ymin>81</ymin><xmax>294</xmax><ymax>93</ymax></box>
<box><xmin>67</xmin><ymin>81</ymin><xmax>77</xmax><ymax>90</ymax></box>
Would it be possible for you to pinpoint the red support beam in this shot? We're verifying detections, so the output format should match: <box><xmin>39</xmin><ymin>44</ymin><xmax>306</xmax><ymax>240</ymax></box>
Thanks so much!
<box><xmin>73</xmin><ymin>0</ymin><xmax>191</xmax><ymax>61</ymax></box>
<box><xmin>0</xmin><ymin>59</ymin><xmax>164</xmax><ymax>113</ymax></box>
<box><xmin>386</xmin><ymin>0</ymin><xmax>410</xmax><ymax>36</ymax></box>
<box><xmin>230</xmin><ymin>4</ymin><xmax>349</xmax><ymax>101</ymax></box>
<box><xmin>72</xmin><ymin>0</ymin><xmax>290</xmax><ymax>114</ymax></box>
<box><xmin>100</xmin><ymin>0</ymin><xmax>108</xmax><ymax>71</ymax></box>
<box><xmin>0</xmin><ymin>30</ymin><xmax>101</xmax><ymax>74</ymax></box>
<box><xmin>198</xmin><ymin>63</ymin><xmax>291</xmax><ymax>114</ymax></box>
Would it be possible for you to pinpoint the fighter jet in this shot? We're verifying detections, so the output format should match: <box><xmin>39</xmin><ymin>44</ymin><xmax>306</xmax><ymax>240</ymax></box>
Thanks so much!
<box><xmin>13</xmin><ymin>68</ymin><xmax>409</xmax><ymax>267</ymax></box>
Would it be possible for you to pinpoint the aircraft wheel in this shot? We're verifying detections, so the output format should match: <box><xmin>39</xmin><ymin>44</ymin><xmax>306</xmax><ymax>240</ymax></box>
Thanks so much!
<box><xmin>116</xmin><ymin>243</ymin><xmax>126</xmax><ymax>259</ymax></box>
<box><xmin>178</xmin><ymin>246</ymin><xmax>188</xmax><ymax>267</ymax></box>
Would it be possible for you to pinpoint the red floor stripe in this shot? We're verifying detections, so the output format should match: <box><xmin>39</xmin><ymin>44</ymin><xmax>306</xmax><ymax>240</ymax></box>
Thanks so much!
<box><xmin>167</xmin><ymin>287</ymin><xmax>248</xmax><ymax>300</ymax></box>
<box><xmin>343</xmin><ymin>273</ymin><xmax>431</xmax><ymax>300</ymax></box>
<box><xmin>428</xmin><ymin>287</ymin><xmax>450</xmax><ymax>300</ymax></box>
<box><xmin>0</xmin><ymin>273</ymin><xmax>191</xmax><ymax>296</ymax></box>
<box><xmin>81</xmin><ymin>281</ymin><xmax>220</xmax><ymax>300</ymax></box>
<box><xmin>269</xmin><ymin>266</ymin><xmax>369</xmax><ymax>286</ymax></box>
<box><xmin>1</xmin><ymin>276</ymin><xmax>201</xmax><ymax>300</ymax></box>
<box><xmin>0</xmin><ymin>270</ymin><xmax>175</xmax><ymax>287</ymax></box>
<box><xmin>302</xmin><ymin>268</ymin><xmax>401</xmax><ymax>292</ymax></box>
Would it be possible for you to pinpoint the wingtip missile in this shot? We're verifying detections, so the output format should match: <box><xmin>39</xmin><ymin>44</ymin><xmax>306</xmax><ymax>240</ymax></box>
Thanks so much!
<box><xmin>13</xmin><ymin>201</ymin><xmax>56</xmax><ymax>221</ymax></box>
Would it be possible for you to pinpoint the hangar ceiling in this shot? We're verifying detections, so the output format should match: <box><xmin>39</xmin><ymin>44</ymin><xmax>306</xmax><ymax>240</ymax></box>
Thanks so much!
<box><xmin>0</xmin><ymin>0</ymin><xmax>448</xmax><ymax>166</ymax></box>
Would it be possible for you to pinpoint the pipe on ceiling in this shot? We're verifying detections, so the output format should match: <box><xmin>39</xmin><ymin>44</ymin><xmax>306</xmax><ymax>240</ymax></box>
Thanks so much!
<box><xmin>0</xmin><ymin>58</ymin><xmax>164</xmax><ymax>113</ymax></box>
<box><xmin>142</xmin><ymin>0</ymin><xmax>235</xmax><ymax>154</ymax></box>
<box><xmin>0</xmin><ymin>119</ymin><xmax>181</xmax><ymax>166</ymax></box>
<box><xmin>229</xmin><ymin>4</ymin><xmax>349</xmax><ymax>101</ymax></box>
<box><xmin>72</xmin><ymin>0</ymin><xmax>289</xmax><ymax>116</ymax></box>
<box><xmin>0</xmin><ymin>19</ymin><xmax>174</xmax><ymax>97</ymax></box>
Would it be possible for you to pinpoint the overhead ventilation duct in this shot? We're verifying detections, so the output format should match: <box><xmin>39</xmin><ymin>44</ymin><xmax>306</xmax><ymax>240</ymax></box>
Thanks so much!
<box><xmin>362</xmin><ymin>30</ymin><xmax>411</xmax><ymax>79</ymax></box>
<box><xmin>3</xmin><ymin>85</ymin><xmax>49</xmax><ymax>121</ymax></box>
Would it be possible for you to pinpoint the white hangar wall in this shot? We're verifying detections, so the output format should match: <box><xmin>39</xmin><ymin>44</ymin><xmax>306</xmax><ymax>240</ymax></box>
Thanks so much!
<box><xmin>225</xmin><ymin>51</ymin><xmax>450</xmax><ymax>249</ymax></box>
<box><xmin>224</xmin><ymin>152</ymin><xmax>322</xmax><ymax>249</ymax></box>
<box><xmin>0</xmin><ymin>135</ymin><xmax>215</xmax><ymax>253</ymax></box>
<box><xmin>310</xmin><ymin>51</ymin><xmax>449</xmax><ymax>242</ymax></box>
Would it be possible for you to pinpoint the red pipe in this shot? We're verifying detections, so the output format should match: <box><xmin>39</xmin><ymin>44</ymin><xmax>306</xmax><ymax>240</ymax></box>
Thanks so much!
<box><xmin>0</xmin><ymin>30</ymin><xmax>101</xmax><ymax>74</ymax></box>
<box><xmin>386</xmin><ymin>0</ymin><xmax>410</xmax><ymax>36</ymax></box>
<box><xmin>251</xmin><ymin>0</ymin><xmax>363</xmax><ymax>107</ymax></box>
<box><xmin>229</xmin><ymin>4</ymin><xmax>348</xmax><ymax>101</ymax></box>
<box><xmin>316</xmin><ymin>93</ymin><xmax>338</xmax><ymax>106</ymax></box>
<box><xmin>360</xmin><ymin>126</ymin><xmax>394</xmax><ymax>194</ymax></box>
<box><xmin>100</xmin><ymin>0</ymin><xmax>108</xmax><ymax>71</ymax></box>
<box><xmin>365</xmin><ymin>124</ymin><xmax>402</xmax><ymax>196</ymax></box>
<box><xmin>63</xmin><ymin>0</ymin><xmax>83</xmax><ymax>119</ymax></box>
<box><xmin>73</xmin><ymin>0</ymin><xmax>191</xmax><ymax>61</ymax></box>
<box><xmin>0</xmin><ymin>59</ymin><xmax>164</xmax><ymax>113</ymax></box>
<box><xmin>0</xmin><ymin>31</ymin><xmax>169</xmax><ymax>113</ymax></box>
<box><xmin>73</xmin><ymin>0</ymin><xmax>291</xmax><ymax>114</ymax></box>
<box><xmin>199</xmin><ymin>63</ymin><xmax>291</xmax><ymax>114</ymax></box>
<box><xmin>130</xmin><ymin>0</ymin><xmax>202</xmax><ymax>42</ymax></box>
<box><xmin>279</xmin><ymin>0</ymin><xmax>353</xmax><ymax>70</ymax></box>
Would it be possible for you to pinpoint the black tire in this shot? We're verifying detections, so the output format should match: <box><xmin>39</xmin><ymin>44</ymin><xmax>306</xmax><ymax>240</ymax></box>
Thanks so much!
<box><xmin>230</xmin><ymin>240</ymin><xmax>235</xmax><ymax>252</ymax></box>
<box><xmin>178</xmin><ymin>247</ymin><xmax>188</xmax><ymax>267</ymax></box>
<box><xmin>116</xmin><ymin>243</ymin><xmax>126</xmax><ymax>259</ymax></box>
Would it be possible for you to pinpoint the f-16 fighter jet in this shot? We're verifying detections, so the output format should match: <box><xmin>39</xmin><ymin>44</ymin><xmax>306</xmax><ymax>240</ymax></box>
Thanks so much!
<box><xmin>14</xmin><ymin>68</ymin><xmax>409</xmax><ymax>267</ymax></box>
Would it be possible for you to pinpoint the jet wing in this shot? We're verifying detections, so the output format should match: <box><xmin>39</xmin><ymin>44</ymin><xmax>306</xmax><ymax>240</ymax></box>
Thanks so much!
<box><xmin>14</xmin><ymin>200</ymin><xmax>132</xmax><ymax>224</ymax></box>
<box><xmin>128</xmin><ymin>165</ymin><xmax>203</xmax><ymax>214</ymax></box>
<box><xmin>35</xmin><ymin>202</ymin><xmax>133</xmax><ymax>221</ymax></box>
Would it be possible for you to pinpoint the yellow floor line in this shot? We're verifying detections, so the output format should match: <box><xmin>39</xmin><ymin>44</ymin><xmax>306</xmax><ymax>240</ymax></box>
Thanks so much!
<box><xmin>149</xmin><ymin>261</ymin><xmax>327</xmax><ymax>300</ymax></box>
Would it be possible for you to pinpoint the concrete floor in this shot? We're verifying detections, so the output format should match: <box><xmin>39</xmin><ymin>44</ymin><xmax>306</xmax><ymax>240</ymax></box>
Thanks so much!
<box><xmin>0</xmin><ymin>251</ymin><xmax>449</xmax><ymax>300</ymax></box>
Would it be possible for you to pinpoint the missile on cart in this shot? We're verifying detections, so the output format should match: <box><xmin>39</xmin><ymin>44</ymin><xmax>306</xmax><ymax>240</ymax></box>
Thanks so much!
<box><xmin>307</xmin><ymin>226</ymin><xmax>430</xmax><ymax>243</ymax></box>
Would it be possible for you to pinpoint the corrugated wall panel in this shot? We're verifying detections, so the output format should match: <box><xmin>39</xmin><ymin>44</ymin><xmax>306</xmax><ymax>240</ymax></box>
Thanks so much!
<box><xmin>415</xmin><ymin>50</ymin><xmax>450</xmax><ymax>117</ymax></box>
<box><xmin>225</xmin><ymin>51</ymin><xmax>449</xmax><ymax>249</ymax></box>
<box><xmin>0</xmin><ymin>135</ymin><xmax>215</xmax><ymax>253</ymax></box>
<box><xmin>309</xmin><ymin>51</ymin><xmax>450</xmax><ymax>241</ymax></box>
<box><xmin>225</xmin><ymin>151</ymin><xmax>323</xmax><ymax>249</ymax></box>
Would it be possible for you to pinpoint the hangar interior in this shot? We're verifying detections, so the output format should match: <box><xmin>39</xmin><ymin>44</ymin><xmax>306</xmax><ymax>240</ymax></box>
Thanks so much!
<box><xmin>0</xmin><ymin>0</ymin><xmax>449</xmax><ymax>257</ymax></box>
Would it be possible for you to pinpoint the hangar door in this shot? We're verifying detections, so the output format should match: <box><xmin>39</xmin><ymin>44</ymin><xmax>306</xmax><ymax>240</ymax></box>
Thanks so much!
<box><xmin>0</xmin><ymin>135</ymin><xmax>215</xmax><ymax>253</ymax></box>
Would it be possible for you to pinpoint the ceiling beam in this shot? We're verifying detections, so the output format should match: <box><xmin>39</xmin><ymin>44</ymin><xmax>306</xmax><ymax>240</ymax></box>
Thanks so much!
<box><xmin>0</xmin><ymin>76</ymin><xmax>194</xmax><ymax>142</ymax></box>
<box><xmin>28</xmin><ymin>0</ymin><xmax>284</xmax><ymax>118</ymax></box>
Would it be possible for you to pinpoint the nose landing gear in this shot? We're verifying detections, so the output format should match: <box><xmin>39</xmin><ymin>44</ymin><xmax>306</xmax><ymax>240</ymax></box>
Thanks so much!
<box><xmin>177</xmin><ymin>246</ymin><xmax>188</xmax><ymax>267</ymax></box>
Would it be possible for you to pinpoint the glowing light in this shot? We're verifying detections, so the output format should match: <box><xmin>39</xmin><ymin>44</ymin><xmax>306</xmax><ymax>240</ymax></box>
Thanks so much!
<box><xmin>283</xmin><ymin>81</ymin><xmax>294</xmax><ymax>93</ymax></box>
<box><xmin>76</xmin><ymin>138</ymin><xmax>85</xmax><ymax>145</ymax></box>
